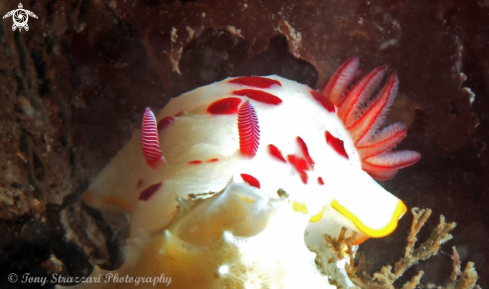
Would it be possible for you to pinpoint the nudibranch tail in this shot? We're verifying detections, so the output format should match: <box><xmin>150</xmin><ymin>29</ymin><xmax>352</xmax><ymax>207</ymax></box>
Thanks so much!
<box><xmin>141</xmin><ymin>108</ymin><xmax>166</xmax><ymax>169</ymax></box>
<box><xmin>323</xmin><ymin>59</ymin><xmax>421</xmax><ymax>180</ymax></box>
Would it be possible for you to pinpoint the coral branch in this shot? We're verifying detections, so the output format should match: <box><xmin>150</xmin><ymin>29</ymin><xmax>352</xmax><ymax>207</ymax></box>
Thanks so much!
<box><xmin>405</xmin><ymin>208</ymin><xmax>432</xmax><ymax>258</ymax></box>
<box><xmin>324</xmin><ymin>227</ymin><xmax>349</xmax><ymax>260</ymax></box>
<box><xmin>450</xmin><ymin>246</ymin><xmax>462</xmax><ymax>283</ymax></box>
<box><xmin>317</xmin><ymin>227</ymin><xmax>361</xmax><ymax>289</ymax></box>
<box><xmin>401</xmin><ymin>270</ymin><xmax>424</xmax><ymax>289</ymax></box>
<box><xmin>456</xmin><ymin>262</ymin><xmax>478</xmax><ymax>289</ymax></box>
<box><xmin>446</xmin><ymin>247</ymin><xmax>479</xmax><ymax>289</ymax></box>
<box><xmin>338</xmin><ymin>208</ymin><xmax>480</xmax><ymax>289</ymax></box>
<box><xmin>374</xmin><ymin>208</ymin><xmax>456</xmax><ymax>285</ymax></box>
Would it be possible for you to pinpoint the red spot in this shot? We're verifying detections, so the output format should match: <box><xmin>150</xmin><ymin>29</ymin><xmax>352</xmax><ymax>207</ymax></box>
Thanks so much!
<box><xmin>241</xmin><ymin>173</ymin><xmax>261</xmax><ymax>188</ymax></box>
<box><xmin>229</xmin><ymin>76</ymin><xmax>281</xmax><ymax>88</ymax></box>
<box><xmin>157</xmin><ymin>117</ymin><xmax>175</xmax><ymax>131</ymax></box>
<box><xmin>297</xmin><ymin>137</ymin><xmax>314</xmax><ymax>168</ymax></box>
<box><xmin>325</xmin><ymin>131</ymin><xmax>349</xmax><ymax>159</ymax></box>
<box><xmin>139</xmin><ymin>182</ymin><xmax>162</xmax><ymax>201</ymax></box>
<box><xmin>287</xmin><ymin>154</ymin><xmax>309</xmax><ymax>184</ymax></box>
<box><xmin>136</xmin><ymin>179</ymin><xmax>143</xmax><ymax>189</ymax></box>
<box><xmin>141</xmin><ymin>108</ymin><xmax>165</xmax><ymax>169</ymax></box>
<box><xmin>317</xmin><ymin>177</ymin><xmax>324</xmax><ymax>185</ymax></box>
<box><xmin>311</xmin><ymin>90</ymin><xmax>335</xmax><ymax>112</ymax></box>
<box><xmin>297</xmin><ymin>172</ymin><xmax>308</xmax><ymax>184</ymax></box>
<box><xmin>207</xmin><ymin>97</ymin><xmax>242</xmax><ymax>114</ymax></box>
<box><xmin>287</xmin><ymin>155</ymin><xmax>309</xmax><ymax>171</ymax></box>
<box><xmin>188</xmin><ymin>160</ymin><xmax>202</xmax><ymax>165</ymax></box>
<box><xmin>206</xmin><ymin>158</ymin><xmax>219</xmax><ymax>163</ymax></box>
<box><xmin>238</xmin><ymin>101</ymin><xmax>260</xmax><ymax>156</ymax></box>
<box><xmin>268</xmin><ymin>144</ymin><xmax>286</xmax><ymax>162</ymax></box>
<box><xmin>232</xmin><ymin>89</ymin><xmax>282</xmax><ymax>105</ymax></box>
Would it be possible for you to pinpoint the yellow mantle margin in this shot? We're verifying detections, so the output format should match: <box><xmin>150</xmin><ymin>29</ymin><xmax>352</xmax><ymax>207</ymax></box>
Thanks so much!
<box><xmin>331</xmin><ymin>199</ymin><xmax>407</xmax><ymax>238</ymax></box>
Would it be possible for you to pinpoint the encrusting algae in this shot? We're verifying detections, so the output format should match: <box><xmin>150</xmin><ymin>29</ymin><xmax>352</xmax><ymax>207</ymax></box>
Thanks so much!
<box><xmin>60</xmin><ymin>58</ymin><xmax>480</xmax><ymax>288</ymax></box>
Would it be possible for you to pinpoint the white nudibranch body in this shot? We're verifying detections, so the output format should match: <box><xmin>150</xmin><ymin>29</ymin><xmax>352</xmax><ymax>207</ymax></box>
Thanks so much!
<box><xmin>73</xmin><ymin>58</ymin><xmax>420</xmax><ymax>289</ymax></box>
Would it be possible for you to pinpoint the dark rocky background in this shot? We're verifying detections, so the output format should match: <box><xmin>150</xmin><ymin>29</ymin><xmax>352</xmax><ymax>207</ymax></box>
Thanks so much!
<box><xmin>0</xmin><ymin>0</ymin><xmax>487</xmax><ymax>288</ymax></box>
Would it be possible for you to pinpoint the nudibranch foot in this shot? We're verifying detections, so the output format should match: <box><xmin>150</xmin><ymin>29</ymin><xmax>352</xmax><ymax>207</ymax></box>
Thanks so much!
<box><xmin>62</xmin><ymin>182</ymin><xmax>335</xmax><ymax>289</ymax></box>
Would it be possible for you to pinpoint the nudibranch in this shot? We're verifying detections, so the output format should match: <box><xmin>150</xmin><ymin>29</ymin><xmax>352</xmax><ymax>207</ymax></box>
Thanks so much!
<box><xmin>73</xmin><ymin>58</ymin><xmax>420</xmax><ymax>289</ymax></box>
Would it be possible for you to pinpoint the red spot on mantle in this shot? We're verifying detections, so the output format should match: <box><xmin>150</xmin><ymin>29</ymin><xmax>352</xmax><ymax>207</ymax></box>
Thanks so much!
<box><xmin>207</xmin><ymin>97</ymin><xmax>242</xmax><ymax>114</ymax></box>
<box><xmin>205</xmin><ymin>158</ymin><xmax>219</xmax><ymax>163</ymax></box>
<box><xmin>241</xmin><ymin>173</ymin><xmax>261</xmax><ymax>188</ymax></box>
<box><xmin>317</xmin><ymin>177</ymin><xmax>324</xmax><ymax>185</ymax></box>
<box><xmin>157</xmin><ymin>117</ymin><xmax>175</xmax><ymax>131</ymax></box>
<box><xmin>311</xmin><ymin>90</ymin><xmax>335</xmax><ymax>112</ymax></box>
<box><xmin>287</xmin><ymin>155</ymin><xmax>309</xmax><ymax>171</ymax></box>
<box><xmin>287</xmin><ymin>155</ymin><xmax>309</xmax><ymax>184</ymax></box>
<box><xmin>268</xmin><ymin>144</ymin><xmax>286</xmax><ymax>162</ymax></box>
<box><xmin>325</xmin><ymin>131</ymin><xmax>349</xmax><ymax>159</ymax></box>
<box><xmin>297</xmin><ymin>137</ymin><xmax>315</xmax><ymax>169</ymax></box>
<box><xmin>136</xmin><ymin>179</ymin><xmax>143</xmax><ymax>189</ymax></box>
<box><xmin>229</xmin><ymin>76</ymin><xmax>282</xmax><ymax>88</ymax></box>
<box><xmin>188</xmin><ymin>160</ymin><xmax>202</xmax><ymax>165</ymax></box>
<box><xmin>232</xmin><ymin>89</ymin><xmax>282</xmax><ymax>105</ymax></box>
<box><xmin>139</xmin><ymin>182</ymin><xmax>162</xmax><ymax>201</ymax></box>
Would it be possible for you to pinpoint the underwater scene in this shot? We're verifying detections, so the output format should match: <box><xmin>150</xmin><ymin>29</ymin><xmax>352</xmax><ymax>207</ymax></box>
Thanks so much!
<box><xmin>0</xmin><ymin>0</ymin><xmax>488</xmax><ymax>288</ymax></box>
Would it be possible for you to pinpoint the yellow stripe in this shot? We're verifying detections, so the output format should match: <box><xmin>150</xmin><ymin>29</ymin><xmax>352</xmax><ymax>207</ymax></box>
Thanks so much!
<box><xmin>309</xmin><ymin>205</ymin><xmax>327</xmax><ymax>222</ymax></box>
<box><xmin>292</xmin><ymin>201</ymin><xmax>309</xmax><ymax>214</ymax></box>
<box><xmin>331</xmin><ymin>199</ymin><xmax>407</xmax><ymax>238</ymax></box>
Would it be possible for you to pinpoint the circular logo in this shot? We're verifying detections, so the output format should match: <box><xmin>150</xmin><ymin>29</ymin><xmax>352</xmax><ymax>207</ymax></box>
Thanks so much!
<box><xmin>13</xmin><ymin>10</ymin><xmax>28</xmax><ymax>26</ymax></box>
<box><xmin>8</xmin><ymin>273</ymin><xmax>18</xmax><ymax>283</ymax></box>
